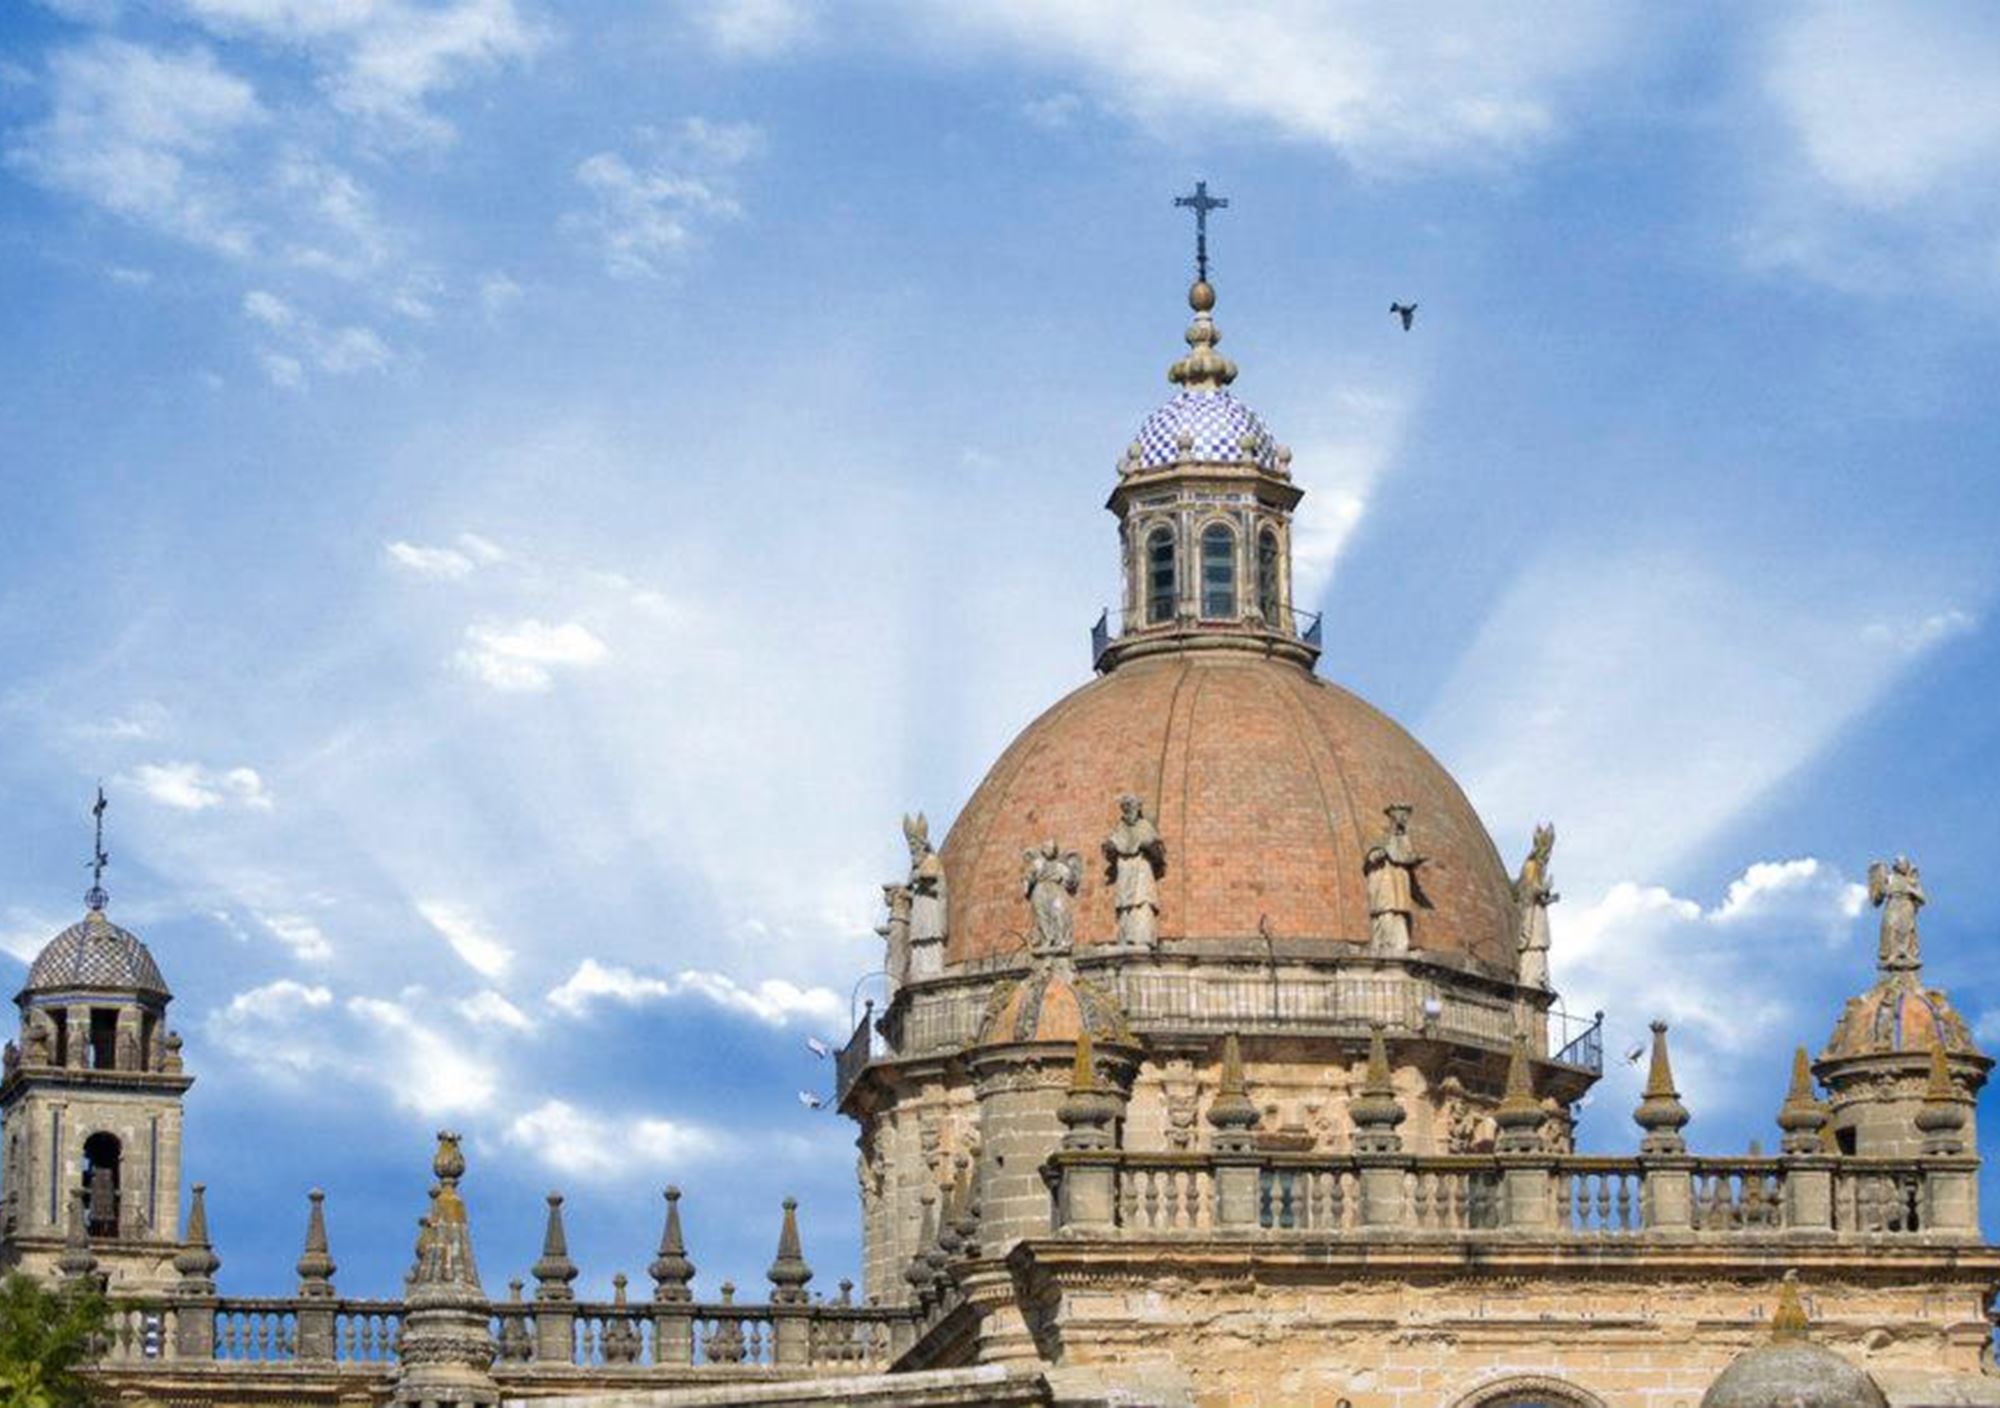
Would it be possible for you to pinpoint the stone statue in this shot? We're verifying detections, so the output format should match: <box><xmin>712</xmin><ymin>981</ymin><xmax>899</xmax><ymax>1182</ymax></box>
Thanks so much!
<box><xmin>87</xmin><ymin>1164</ymin><xmax>115</xmax><ymax>1234</ymax></box>
<box><xmin>21</xmin><ymin>1011</ymin><xmax>52</xmax><ymax>1067</ymax></box>
<box><xmin>1512</xmin><ymin>823</ymin><xmax>1558</xmax><ymax>990</ymax></box>
<box><xmin>1023</xmin><ymin>840</ymin><xmax>1083</xmax><ymax>956</ymax></box>
<box><xmin>903</xmin><ymin>814</ymin><xmax>948</xmax><ymax>980</ymax></box>
<box><xmin>1869</xmin><ymin>856</ymin><xmax>1924</xmax><ymax>972</ymax></box>
<box><xmin>1363</xmin><ymin>804</ymin><xmax>1428</xmax><ymax>954</ymax></box>
<box><xmin>1101</xmin><ymin>794</ymin><xmax>1167</xmax><ymax>950</ymax></box>
<box><xmin>878</xmin><ymin>883</ymin><xmax>913</xmax><ymax>992</ymax></box>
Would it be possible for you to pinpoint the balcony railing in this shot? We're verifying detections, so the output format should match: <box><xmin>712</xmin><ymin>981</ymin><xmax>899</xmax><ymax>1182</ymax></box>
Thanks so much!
<box><xmin>1046</xmin><ymin>1148</ymin><xmax>1982</xmax><ymax>1244</ymax></box>
<box><xmin>1091</xmin><ymin>603</ymin><xmax>1323</xmax><ymax>670</ymax></box>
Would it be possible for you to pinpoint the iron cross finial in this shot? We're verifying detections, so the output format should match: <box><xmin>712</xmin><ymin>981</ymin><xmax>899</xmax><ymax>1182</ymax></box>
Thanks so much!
<box><xmin>1173</xmin><ymin>179</ymin><xmax>1229</xmax><ymax>283</ymax></box>
<box><xmin>85</xmin><ymin>783</ymin><xmax>109</xmax><ymax>911</ymax></box>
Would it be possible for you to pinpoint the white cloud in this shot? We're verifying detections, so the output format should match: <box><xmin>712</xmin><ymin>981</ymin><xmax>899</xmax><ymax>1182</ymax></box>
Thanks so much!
<box><xmin>1422</xmin><ymin>551</ymin><xmax>1983</xmax><ymax>901</ymax></box>
<box><xmin>416</xmin><ymin>899</ymin><xmax>513</xmax><ymax>978</ymax></box>
<box><xmin>1552</xmin><ymin>857</ymin><xmax>1869</xmax><ymax>1137</ymax></box>
<box><xmin>206</xmin><ymin>979</ymin><xmax>336</xmax><ymax>1074</ymax></box>
<box><xmin>564</xmin><ymin>121</ymin><xmax>763</xmax><ymax>280</ymax></box>
<box><xmin>242</xmin><ymin>293</ymin><xmax>393</xmax><ymax>384</ymax></box>
<box><xmin>1861</xmin><ymin>609</ymin><xmax>1977</xmax><ymax>655</ymax></box>
<box><xmin>1285</xmin><ymin>385</ymin><xmax>1409</xmax><ymax>609</ymax></box>
<box><xmin>1021</xmin><ymin>92</ymin><xmax>1084</xmax><ymax>131</ymax></box>
<box><xmin>254</xmin><ymin>910</ymin><xmax>334</xmax><ymax>962</ymax></box>
<box><xmin>453</xmin><ymin>618</ymin><xmax>608</xmax><ymax>692</ymax></box>
<box><xmin>347</xmin><ymin>995</ymin><xmax>497</xmax><ymax>1114</ymax></box>
<box><xmin>503</xmin><ymin>1098</ymin><xmax>723</xmax><ymax>1179</ymax></box>
<box><xmin>547</xmin><ymin>957</ymin><xmax>844</xmax><ymax>1031</ymax></box>
<box><xmin>386</xmin><ymin>540</ymin><xmax>475</xmax><ymax>579</ymax></box>
<box><xmin>128</xmin><ymin>761</ymin><xmax>274</xmax><ymax>811</ymax></box>
<box><xmin>259</xmin><ymin>351</ymin><xmax>304</xmax><ymax>388</ymax></box>
<box><xmin>174</xmin><ymin>0</ymin><xmax>545</xmax><ymax>145</ymax></box>
<box><xmin>478</xmin><ymin>271</ymin><xmax>522</xmax><ymax>318</ymax></box>
<box><xmin>902</xmin><ymin>2</ymin><xmax>1642</xmax><ymax>173</ymax></box>
<box><xmin>694</xmin><ymin>0</ymin><xmax>816</xmax><ymax>59</ymax></box>
<box><xmin>243</xmin><ymin>288</ymin><xmax>294</xmax><ymax>327</ymax></box>
<box><xmin>7</xmin><ymin>37</ymin><xmax>264</xmax><ymax>255</ymax></box>
<box><xmin>0</xmin><ymin>907</ymin><xmax>66</xmax><ymax>965</ymax></box>
<box><xmin>385</xmin><ymin>532</ymin><xmax>507</xmax><ymax>580</ymax></box>
<box><xmin>456</xmin><ymin>989</ymin><xmax>534</xmax><ymax>1032</ymax></box>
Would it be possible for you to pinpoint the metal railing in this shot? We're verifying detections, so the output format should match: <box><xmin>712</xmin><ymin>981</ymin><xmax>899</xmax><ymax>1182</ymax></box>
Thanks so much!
<box><xmin>1091</xmin><ymin>602</ymin><xmax>1323</xmax><ymax>669</ymax></box>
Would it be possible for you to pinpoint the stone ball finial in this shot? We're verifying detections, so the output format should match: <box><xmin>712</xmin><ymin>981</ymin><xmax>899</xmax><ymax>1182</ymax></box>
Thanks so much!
<box><xmin>432</xmin><ymin>1130</ymin><xmax>466</xmax><ymax>1184</ymax></box>
<box><xmin>1189</xmin><ymin>280</ymin><xmax>1215</xmax><ymax>313</ymax></box>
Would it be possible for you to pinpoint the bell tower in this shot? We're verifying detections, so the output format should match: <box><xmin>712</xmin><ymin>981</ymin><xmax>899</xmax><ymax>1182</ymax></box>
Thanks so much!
<box><xmin>1097</xmin><ymin>181</ymin><xmax>1317</xmax><ymax>674</ymax></box>
<box><xmin>0</xmin><ymin>790</ymin><xmax>193</xmax><ymax>1291</ymax></box>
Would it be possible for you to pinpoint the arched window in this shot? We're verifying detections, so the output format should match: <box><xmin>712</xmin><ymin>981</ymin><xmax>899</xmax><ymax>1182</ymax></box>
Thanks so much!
<box><xmin>82</xmin><ymin>1132</ymin><xmax>121</xmax><ymax>1237</ymax></box>
<box><xmin>1146</xmin><ymin>526</ymin><xmax>1177</xmax><ymax>624</ymax></box>
<box><xmin>1257</xmin><ymin>528</ymin><xmax>1280</xmax><ymax>625</ymax></box>
<box><xmin>1200</xmin><ymin>524</ymin><xmax>1236</xmax><ymax>619</ymax></box>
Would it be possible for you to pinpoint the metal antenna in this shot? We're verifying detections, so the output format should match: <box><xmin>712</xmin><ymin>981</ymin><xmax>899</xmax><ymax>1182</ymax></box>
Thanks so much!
<box><xmin>1173</xmin><ymin>179</ymin><xmax>1229</xmax><ymax>284</ymax></box>
<box><xmin>85</xmin><ymin>783</ymin><xmax>110</xmax><ymax>911</ymax></box>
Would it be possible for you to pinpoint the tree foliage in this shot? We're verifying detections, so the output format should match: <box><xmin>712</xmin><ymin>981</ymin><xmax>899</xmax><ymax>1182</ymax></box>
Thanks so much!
<box><xmin>0</xmin><ymin>1274</ymin><xmax>107</xmax><ymax>1408</ymax></box>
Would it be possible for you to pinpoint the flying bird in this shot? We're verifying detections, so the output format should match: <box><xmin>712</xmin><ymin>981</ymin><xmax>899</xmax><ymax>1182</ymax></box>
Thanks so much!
<box><xmin>797</xmin><ymin>1090</ymin><xmax>825</xmax><ymax>1110</ymax></box>
<box><xmin>1390</xmin><ymin>302</ymin><xmax>1417</xmax><ymax>331</ymax></box>
<box><xmin>805</xmin><ymin>1037</ymin><xmax>833</xmax><ymax>1060</ymax></box>
<box><xmin>1623</xmin><ymin>1043</ymin><xmax>1646</xmax><ymax>1066</ymax></box>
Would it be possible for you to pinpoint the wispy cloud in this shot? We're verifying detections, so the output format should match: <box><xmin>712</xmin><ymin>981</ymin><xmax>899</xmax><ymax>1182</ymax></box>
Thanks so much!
<box><xmin>254</xmin><ymin>909</ymin><xmax>334</xmax><ymax>962</ymax></box>
<box><xmin>503</xmin><ymin>1098</ymin><xmax>724</xmax><ymax>1179</ymax></box>
<box><xmin>385</xmin><ymin>532</ymin><xmax>506</xmax><ymax>581</ymax></box>
<box><xmin>240</xmin><ymin>288</ymin><xmax>392</xmax><ymax>386</ymax></box>
<box><xmin>127</xmin><ymin>761</ymin><xmax>273</xmax><ymax>812</ymax></box>
<box><xmin>7</xmin><ymin>37</ymin><xmax>264</xmax><ymax>256</ymax></box>
<box><xmin>547</xmin><ymin>957</ymin><xmax>844</xmax><ymax>1031</ymax></box>
<box><xmin>691</xmin><ymin>0</ymin><xmax>816</xmax><ymax>60</ymax></box>
<box><xmin>416</xmin><ymin>899</ymin><xmax>513</xmax><ymax>979</ymax></box>
<box><xmin>453</xmin><ymin>618</ymin><xmax>608</xmax><ymax>692</ymax></box>
<box><xmin>564</xmin><ymin>119</ymin><xmax>764</xmax><ymax>279</ymax></box>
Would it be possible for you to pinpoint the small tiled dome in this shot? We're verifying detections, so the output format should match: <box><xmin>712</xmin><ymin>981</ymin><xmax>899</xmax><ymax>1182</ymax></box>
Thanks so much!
<box><xmin>1824</xmin><ymin>974</ymin><xmax>1975</xmax><ymax>1060</ymax></box>
<box><xmin>1701</xmin><ymin>1341</ymin><xmax>1887</xmax><ymax>1408</ymax></box>
<box><xmin>1132</xmin><ymin>390</ymin><xmax>1278</xmax><ymax>472</ymax></box>
<box><xmin>978</xmin><ymin>967</ymin><xmax>1131</xmax><ymax>1048</ymax></box>
<box><xmin>21</xmin><ymin>911</ymin><xmax>169</xmax><ymax>1000</ymax></box>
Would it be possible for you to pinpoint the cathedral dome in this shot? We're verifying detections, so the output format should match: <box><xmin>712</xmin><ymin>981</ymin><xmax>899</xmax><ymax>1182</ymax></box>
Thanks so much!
<box><xmin>20</xmin><ymin>910</ymin><xmax>170</xmax><ymax>1000</ymax></box>
<box><xmin>1824</xmin><ymin>973</ymin><xmax>1976</xmax><ymax>1060</ymax></box>
<box><xmin>940</xmin><ymin>651</ymin><xmax>1519</xmax><ymax>978</ymax></box>
<box><xmin>1131</xmin><ymin>390</ymin><xmax>1279</xmax><ymax>472</ymax></box>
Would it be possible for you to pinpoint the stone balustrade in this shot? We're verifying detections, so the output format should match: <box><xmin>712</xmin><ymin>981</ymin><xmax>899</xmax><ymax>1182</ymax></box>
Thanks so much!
<box><xmin>1045</xmin><ymin>1148</ymin><xmax>1983</xmax><ymax>1242</ymax></box>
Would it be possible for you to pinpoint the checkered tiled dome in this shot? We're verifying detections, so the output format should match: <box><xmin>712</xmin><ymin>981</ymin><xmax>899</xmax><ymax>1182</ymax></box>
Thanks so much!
<box><xmin>1132</xmin><ymin>389</ymin><xmax>1278</xmax><ymax>471</ymax></box>
<box><xmin>22</xmin><ymin>911</ymin><xmax>169</xmax><ymax>998</ymax></box>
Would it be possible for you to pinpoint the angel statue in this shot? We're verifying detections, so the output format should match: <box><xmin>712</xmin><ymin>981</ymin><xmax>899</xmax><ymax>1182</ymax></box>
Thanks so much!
<box><xmin>1363</xmin><ymin>804</ymin><xmax>1428</xmax><ymax>955</ymax></box>
<box><xmin>1023</xmin><ymin>839</ymin><xmax>1084</xmax><ymax>957</ymax></box>
<box><xmin>903</xmin><ymin>813</ymin><xmax>948</xmax><ymax>978</ymax></box>
<box><xmin>1512</xmin><ymin>823</ymin><xmax>1559</xmax><ymax>989</ymax></box>
<box><xmin>1869</xmin><ymin>855</ymin><xmax>1925</xmax><ymax>973</ymax></box>
<box><xmin>1102</xmin><ymin>794</ymin><xmax>1167</xmax><ymax>950</ymax></box>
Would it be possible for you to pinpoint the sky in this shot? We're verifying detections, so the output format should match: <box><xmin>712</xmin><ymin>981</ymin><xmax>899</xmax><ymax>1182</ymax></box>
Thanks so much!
<box><xmin>4</xmin><ymin>0</ymin><xmax>2000</xmax><ymax>1302</ymax></box>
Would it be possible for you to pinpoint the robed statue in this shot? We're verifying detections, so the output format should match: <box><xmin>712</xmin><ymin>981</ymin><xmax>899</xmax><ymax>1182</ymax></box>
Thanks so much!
<box><xmin>903</xmin><ymin>813</ymin><xmax>948</xmax><ymax>964</ymax></box>
<box><xmin>1102</xmin><ymin>794</ymin><xmax>1167</xmax><ymax>950</ymax></box>
<box><xmin>1023</xmin><ymin>840</ymin><xmax>1084</xmax><ymax>956</ymax></box>
<box><xmin>878</xmin><ymin>882</ymin><xmax>913</xmax><ymax>990</ymax></box>
<box><xmin>1868</xmin><ymin>856</ymin><xmax>1925</xmax><ymax>973</ymax></box>
<box><xmin>1363</xmin><ymin>804</ymin><xmax>1429</xmax><ymax>955</ymax></box>
<box><xmin>1512</xmin><ymin>823</ymin><xmax>1558</xmax><ymax>989</ymax></box>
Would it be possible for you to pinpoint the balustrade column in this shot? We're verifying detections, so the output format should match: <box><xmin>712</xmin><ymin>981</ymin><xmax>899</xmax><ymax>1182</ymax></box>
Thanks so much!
<box><xmin>1640</xmin><ymin>1157</ymin><xmax>1693</xmax><ymax>1233</ymax></box>
<box><xmin>1922</xmin><ymin>1156</ymin><xmax>1979</xmax><ymax>1235</ymax></box>
<box><xmin>1781</xmin><ymin>1154</ymin><xmax>1835</xmax><ymax>1234</ymax></box>
<box><xmin>172</xmin><ymin>1294</ymin><xmax>217</xmax><ymax>1360</ymax></box>
<box><xmin>1496</xmin><ymin>1158</ymin><xmax>1554</xmax><ymax>1231</ymax></box>
<box><xmin>1052</xmin><ymin>1153</ymin><xmax>1120</xmax><ymax>1234</ymax></box>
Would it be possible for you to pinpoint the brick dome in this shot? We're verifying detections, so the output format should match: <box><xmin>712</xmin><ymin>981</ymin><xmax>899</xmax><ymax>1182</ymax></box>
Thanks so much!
<box><xmin>941</xmin><ymin>651</ymin><xmax>1520</xmax><ymax>978</ymax></box>
<box><xmin>1823</xmin><ymin>973</ymin><xmax>1977</xmax><ymax>1060</ymax></box>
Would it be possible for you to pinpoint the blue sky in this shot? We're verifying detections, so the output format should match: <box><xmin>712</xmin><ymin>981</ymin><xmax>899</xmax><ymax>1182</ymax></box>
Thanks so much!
<box><xmin>5</xmin><ymin>0</ymin><xmax>2000</xmax><ymax>1301</ymax></box>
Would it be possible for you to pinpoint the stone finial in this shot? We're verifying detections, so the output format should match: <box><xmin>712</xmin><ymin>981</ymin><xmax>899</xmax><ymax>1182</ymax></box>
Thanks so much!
<box><xmin>904</xmin><ymin>1192</ymin><xmax>938</xmax><ymax>1296</ymax></box>
<box><xmin>295</xmin><ymin>1188</ymin><xmax>337</xmax><ymax>1298</ymax></box>
<box><xmin>1771</xmin><ymin>1269</ymin><xmax>1809</xmax><ymax>1342</ymax></box>
<box><xmin>394</xmin><ymin>1134</ymin><xmax>496</xmax><ymax>1407</ymax></box>
<box><xmin>837</xmin><ymin>1278</ymin><xmax>853</xmax><ymax>1307</ymax></box>
<box><xmin>409</xmin><ymin>1135</ymin><xmax>484</xmax><ymax>1296</ymax></box>
<box><xmin>1916</xmin><ymin>1037</ymin><xmax>1968</xmax><ymax>1155</ymax></box>
<box><xmin>162</xmin><ymin>1031</ymin><xmax>184</xmax><ymax>1075</ymax></box>
<box><xmin>1349</xmin><ymin>1022</ymin><xmax>1407</xmax><ymax>1155</ymax></box>
<box><xmin>947</xmin><ymin>1156</ymin><xmax>981</xmax><ymax>1261</ymax></box>
<box><xmin>1775</xmin><ymin>1046</ymin><xmax>1829</xmax><ymax>1155</ymax></box>
<box><xmin>649</xmin><ymin>1186</ymin><xmax>695</xmax><ymax>1303</ymax></box>
<box><xmin>1206</xmin><ymin>1032</ymin><xmax>1260</xmax><ymax>1153</ymax></box>
<box><xmin>706</xmin><ymin>1283</ymin><xmax>745</xmax><ymax>1364</ymax></box>
<box><xmin>1633</xmin><ymin>1021</ymin><xmax>1690</xmax><ymax>1155</ymax></box>
<box><xmin>766</xmin><ymin>1197</ymin><xmax>813</xmax><ymax>1305</ymax></box>
<box><xmin>56</xmin><ymin>1188</ymin><xmax>98</xmax><ymax>1286</ymax></box>
<box><xmin>1494</xmin><ymin>1033</ymin><xmax>1544</xmax><ymax>1155</ymax></box>
<box><xmin>174</xmin><ymin>1182</ymin><xmax>221</xmax><ymax>1295</ymax></box>
<box><xmin>1058</xmin><ymin>1029</ymin><xmax>1121</xmax><ymax>1152</ymax></box>
<box><xmin>1166</xmin><ymin>277</ymin><xmax>1238</xmax><ymax>390</ymax></box>
<box><xmin>532</xmin><ymin>1192</ymin><xmax>578</xmax><ymax>1302</ymax></box>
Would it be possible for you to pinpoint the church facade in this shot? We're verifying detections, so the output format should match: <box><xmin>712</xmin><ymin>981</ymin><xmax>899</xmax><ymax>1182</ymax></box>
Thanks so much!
<box><xmin>5</xmin><ymin>217</ymin><xmax>1998</xmax><ymax>1408</ymax></box>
